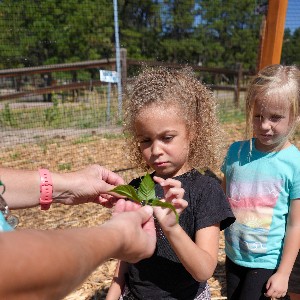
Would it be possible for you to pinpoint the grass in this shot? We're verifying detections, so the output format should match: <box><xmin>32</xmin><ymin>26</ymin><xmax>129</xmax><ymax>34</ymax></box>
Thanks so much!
<box><xmin>58</xmin><ymin>163</ymin><xmax>72</xmax><ymax>171</ymax></box>
<box><xmin>72</xmin><ymin>134</ymin><xmax>98</xmax><ymax>145</ymax></box>
<box><xmin>0</xmin><ymin>97</ymin><xmax>244</xmax><ymax>130</ymax></box>
<box><xmin>0</xmin><ymin>90</ymin><xmax>121</xmax><ymax>130</ymax></box>
<box><xmin>219</xmin><ymin>108</ymin><xmax>246</xmax><ymax>124</ymax></box>
<box><xmin>218</xmin><ymin>94</ymin><xmax>246</xmax><ymax>124</ymax></box>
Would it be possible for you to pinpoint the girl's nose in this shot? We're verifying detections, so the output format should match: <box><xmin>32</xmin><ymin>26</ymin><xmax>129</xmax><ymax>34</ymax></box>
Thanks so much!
<box><xmin>260</xmin><ymin>118</ymin><xmax>272</xmax><ymax>130</ymax></box>
<box><xmin>151</xmin><ymin>141</ymin><xmax>163</xmax><ymax>155</ymax></box>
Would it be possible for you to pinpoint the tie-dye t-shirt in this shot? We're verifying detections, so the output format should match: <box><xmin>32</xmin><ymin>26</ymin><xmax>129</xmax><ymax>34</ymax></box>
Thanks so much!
<box><xmin>0</xmin><ymin>211</ymin><xmax>13</xmax><ymax>232</ymax></box>
<box><xmin>222</xmin><ymin>139</ymin><xmax>300</xmax><ymax>269</ymax></box>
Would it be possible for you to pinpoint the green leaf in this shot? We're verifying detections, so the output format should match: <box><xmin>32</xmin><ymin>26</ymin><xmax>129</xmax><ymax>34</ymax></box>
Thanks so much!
<box><xmin>110</xmin><ymin>185</ymin><xmax>141</xmax><ymax>204</ymax></box>
<box><xmin>137</xmin><ymin>173</ymin><xmax>155</xmax><ymax>202</ymax></box>
<box><xmin>150</xmin><ymin>199</ymin><xmax>179</xmax><ymax>222</ymax></box>
<box><xmin>110</xmin><ymin>173</ymin><xmax>179</xmax><ymax>223</ymax></box>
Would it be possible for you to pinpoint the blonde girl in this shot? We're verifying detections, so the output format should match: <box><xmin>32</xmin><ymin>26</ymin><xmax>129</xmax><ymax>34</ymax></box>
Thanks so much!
<box><xmin>222</xmin><ymin>64</ymin><xmax>300</xmax><ymax>299</ymax></box>
<box><xmin>106</xmin><ymin>67</ymin><xmax>235</xmax><ymax>300</ymax></box>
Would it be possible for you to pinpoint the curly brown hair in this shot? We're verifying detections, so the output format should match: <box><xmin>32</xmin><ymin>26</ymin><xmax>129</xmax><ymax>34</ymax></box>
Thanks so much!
<box><xmin>123</xmin><ymin>67</ymin><xmax>225</xmax><ymax>173</ymax></box>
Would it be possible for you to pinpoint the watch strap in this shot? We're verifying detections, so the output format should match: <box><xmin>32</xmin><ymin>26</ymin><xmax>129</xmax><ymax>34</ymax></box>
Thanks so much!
<box><xmin>38</xmin><ymin>169</ymin><xmax>53</xmax><ymax>210</ymax></box>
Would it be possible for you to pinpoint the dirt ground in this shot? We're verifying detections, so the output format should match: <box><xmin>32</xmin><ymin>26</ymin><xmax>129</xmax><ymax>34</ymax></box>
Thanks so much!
<box><xmin>7</xmin><ymin>122</ymin><xmax>300</xmax><ymax>300</ymax></box>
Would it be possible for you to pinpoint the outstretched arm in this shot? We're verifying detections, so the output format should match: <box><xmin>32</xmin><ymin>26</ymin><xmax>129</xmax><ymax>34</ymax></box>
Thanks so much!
<box><xmin>1</xmin><ymin>165</ymin><xmax>124</xmax><ymax>209</ymax></box>
<box><xmin>107</xmin><ymin>201</ymin><xmax>143</xmax><ymax>300</ymax></box>
<box><xmin>0</xmin><ymin>200</ymin><xmax>156</xmax><ymax>300</ymax></box>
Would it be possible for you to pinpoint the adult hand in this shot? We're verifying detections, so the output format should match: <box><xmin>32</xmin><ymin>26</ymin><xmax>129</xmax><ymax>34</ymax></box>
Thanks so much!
<box><xmin>0</xmin><ymin>200</ymin><xmax>153</xmax><ymax>300</ymax></box>
<box><xmin>53</xmin><ymin>165</ymin><xmax>124</xmax><ymax>207</ymax></box>
<box><xmin>106</xmin><ymin>199</ymin><xmax>156</xmax><ymax>262</ymax></box>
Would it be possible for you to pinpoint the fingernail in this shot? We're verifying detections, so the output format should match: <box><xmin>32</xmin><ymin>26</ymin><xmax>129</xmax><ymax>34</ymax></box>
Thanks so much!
<box><xmin>143</xmin><ymin>205</ymin><xmax>153</xmax><ymax>215</ymax></box>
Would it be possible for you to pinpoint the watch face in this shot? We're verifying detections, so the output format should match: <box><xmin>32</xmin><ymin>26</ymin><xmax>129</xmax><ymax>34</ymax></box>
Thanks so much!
<box><xmin>0</xmin><ymin>194</ymin><xmax>19</xmax><ymax>229</ymax></box>
<box><xmin>0</xmin><ymin>194</ymin><xmax>6</xmax><ymax>210</ymax></box>
<box><xmin>6</xmin><ymin>214</ymin><xmax>19</xmax><ymax>229</ymax></box>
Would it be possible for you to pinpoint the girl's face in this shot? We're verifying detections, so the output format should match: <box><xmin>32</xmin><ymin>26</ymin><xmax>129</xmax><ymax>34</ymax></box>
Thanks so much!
<box><xmin>252</xmin><ymin>96</ymin><xmax>292</xmax><ymax>152</ymax></box>
<box><xmin>134</xmin><ymin>103</ymin><xmax>192</xmax><ymax>178</ymax></box>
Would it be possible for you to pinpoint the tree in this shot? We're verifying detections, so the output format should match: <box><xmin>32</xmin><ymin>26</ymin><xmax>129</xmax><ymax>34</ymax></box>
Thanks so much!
<box><xmin>119</xmin><ymin>0</ymin><xmax>162</xmax><ymax>60</ymax></box>
<box><xmin>281</xmin><ymin>28</ymin><xmax>300</xmax><ymax>66</ymax></box>
<box><xmin>0</xmin><ymin>1</ymin><xmax>26</xmax><ymax>68</ymax></box>
<box><xmin>197</xmin><ymin>0</ymin><xmax>261</xmax><ymax>70</ymax></box>
<box><xmin>160</xmin><ymin>0</ymin><xmax>205</xmax><ymax>64</ymax></box>
<box><xmin>0</xmin><ymin>0</ymin><xmax>115</xmax><ymax>68</ymax></box>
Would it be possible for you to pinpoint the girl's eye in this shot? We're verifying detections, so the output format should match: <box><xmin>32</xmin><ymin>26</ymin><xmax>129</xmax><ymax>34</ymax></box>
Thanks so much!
<box><xmin>163</xmin><ymin>136</ymin><xmax>174</xmax><ymax>142</ymax></box>
<box><xmin>139</xmin><ymin>139</ymin><xmax>151</xmax><ymax>144</ymax></box>
<box><xmin>270</xmin><ymin>115</ymin><xmax>283</xmax><ymax>122</ymax></box>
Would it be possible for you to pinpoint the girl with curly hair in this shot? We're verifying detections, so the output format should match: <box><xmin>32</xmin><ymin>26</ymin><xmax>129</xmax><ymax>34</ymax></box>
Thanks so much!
<box><xmin>107</xmin><ymin>67</ymin><xmax>235</xmax><ymax>300</ymax></box>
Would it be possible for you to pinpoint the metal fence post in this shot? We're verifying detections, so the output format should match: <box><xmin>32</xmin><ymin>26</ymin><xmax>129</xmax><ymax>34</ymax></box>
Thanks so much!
<box><xmin>113</xmin><ymin>0</ymin><xmax>122</xmax><ymax>119</ymax></box>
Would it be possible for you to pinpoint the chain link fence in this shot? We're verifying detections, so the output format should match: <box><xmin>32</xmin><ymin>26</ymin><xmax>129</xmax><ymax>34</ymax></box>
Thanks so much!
<box><xmin>1</xmin><ymin>1</ymin><xmax>299</xmax><ymax>174</ymax></box>
<box><xmin>1</xmin><ymin>1</ymin><xmax>300</xmax><ymax>299</ymax></box>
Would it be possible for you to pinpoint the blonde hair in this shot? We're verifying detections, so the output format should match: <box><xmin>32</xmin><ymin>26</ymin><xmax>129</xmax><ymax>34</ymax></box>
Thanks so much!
<box><xmin>246</xmin><ymin>64</ymin><xmax>300</xmax><ymax>144</ymax></box>
<box><xmin>123</xmin><ymin>67</ymin><xmax>224</xmax><ymax>173</ymax></box>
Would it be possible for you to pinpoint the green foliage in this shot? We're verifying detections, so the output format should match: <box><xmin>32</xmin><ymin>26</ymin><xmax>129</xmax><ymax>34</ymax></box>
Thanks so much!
<box><xmin>219</xmin><ymin>108</ymin><xmax>246</xmax><ymax>123</ymax></box>
<box><xmin>72</xmin><ymin>134</ymin><xmax>97</xmax><ymax>144</ymax></box>
<box><xmin>9</xmin><ymin>151</ymin><xmax>21</xmax><ymax>160</ymax></box>
<box><xmin>102</xmin><ymin>133</ymin><xmax>123</xmax><ymax>139</ymax></box>
<box><xmin>0</xmin><ymin>92</ymin><xmax>121</xmax><ymax>130</ymax></box>
<box><xmin>111</xmin><ymin>173</ymin><xmax>179</xmax><ymax>222</ymax></box>
<box><xmin>118</xmin><ymin>0</ymin><xmax>162</xmax><ymax>60</ymax></box>
<box><xmin>0</xmin><ymin>0</ymin><xmax>114</xmax><ymax>67</ymax></box>
<box><xmin>0</xmin><ymin>104</ymin><xmax>17</xmax><ymax>127</ymax></box>
<box><xmin>198</xmin><ymin>0</ymin><xmax>261</xmax><ymax>69</ymax></box>
<box><xmin>282</xmin><ymin>28</ymin><xmax>300</xmax><ymax>66</ymax></box>
<box><xmin>45</xmin><ymin>96</ymin><xmax>61</xmax><ymax>126</ymax></box>
<box><xmin>58</xmin><ymin>162</ymin><xmax>72</xmax><ymax>171</ymax></box>
<box><xmin>137</xmin><ymin>173</ymin><xmax>156</xmax><ymax>201</ymax></box>
<box><xmin>0</xmin><ymin>1</ymin><xmax>299</xmax><ymax>76</ymax></box>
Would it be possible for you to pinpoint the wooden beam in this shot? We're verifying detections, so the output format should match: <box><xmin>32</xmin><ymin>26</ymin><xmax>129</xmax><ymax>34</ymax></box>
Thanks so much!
<box><xmin>258</xmin><ymin>0</ymin><xmax>288</xmax><ymax>71</ymax></box>
<box><xmin>0</xmin><ymin>59</ymin><xmax>116</xmax><ymax>78</ymax></box>
<box><xmin>0</xmin><ymin>80</ymin><xmax>103</xmax><ymax>101</ymax></box>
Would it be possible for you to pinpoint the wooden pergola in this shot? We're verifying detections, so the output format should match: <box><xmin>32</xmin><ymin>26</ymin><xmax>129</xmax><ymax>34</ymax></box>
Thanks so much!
<box><xmin>258</xmin><ymin>0</ymin><xmax>288</xmax><ymax>71</ymax></box>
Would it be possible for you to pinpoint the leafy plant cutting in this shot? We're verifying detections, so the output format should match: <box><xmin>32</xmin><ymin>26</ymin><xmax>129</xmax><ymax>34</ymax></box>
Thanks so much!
<box><xmin>110</xmin><ymin>173</ymin><xmax>179</xmax><ymax>222</ymax></box>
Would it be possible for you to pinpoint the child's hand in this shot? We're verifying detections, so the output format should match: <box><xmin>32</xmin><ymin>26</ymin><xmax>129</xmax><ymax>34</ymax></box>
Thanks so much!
<box><xmin>264</xmin><ymin>271</ymin><xmax>288</xmax><ymax>299</ymax></box>
<box><xmin>153</xmin><ymin>176</ymin><xmax>188</xmax><ymax>229</ymax></box>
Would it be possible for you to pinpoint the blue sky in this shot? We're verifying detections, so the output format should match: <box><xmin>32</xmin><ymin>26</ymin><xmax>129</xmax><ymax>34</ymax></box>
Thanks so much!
<box><xmin>285</xmin><ymin>0</ymin><xmax>300</xmax><ymax>32</ymax></box>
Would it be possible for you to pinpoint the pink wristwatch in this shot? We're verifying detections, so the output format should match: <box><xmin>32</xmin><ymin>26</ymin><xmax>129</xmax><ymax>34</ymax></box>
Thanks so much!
<box><xmin>38</xmin><ymin>169</ymin><xmax>53</xmax><ymax>210</ymax></box>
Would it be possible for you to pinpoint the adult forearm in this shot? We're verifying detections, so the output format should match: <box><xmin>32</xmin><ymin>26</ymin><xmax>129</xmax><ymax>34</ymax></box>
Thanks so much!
<box><xmin>1</xmin><ymin>165</ymin><xmax>124</xmax><ymax>209</ymax></box>
<box><xmin>0</xmin><ymin>168</ymin><xmax>41</xmax><ymax>208</ymax></box>
<box><xmin>0</xmin><ymin>226</ymin><xmax>122</xmax><ymax>300</ymax></box>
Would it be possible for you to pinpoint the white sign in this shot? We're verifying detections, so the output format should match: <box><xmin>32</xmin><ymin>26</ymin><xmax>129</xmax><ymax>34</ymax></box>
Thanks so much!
<box><xmin>99</xmin><ymin>70</ymin><xmax>119</xmax><ymax>83</ymax></box>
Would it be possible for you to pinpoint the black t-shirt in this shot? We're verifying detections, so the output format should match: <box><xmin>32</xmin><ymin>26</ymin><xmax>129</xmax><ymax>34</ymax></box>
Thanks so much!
<box><xmin>125</xmin><ymin>169</ymin><xmax>235</xmax><ymax>300</ymax></box>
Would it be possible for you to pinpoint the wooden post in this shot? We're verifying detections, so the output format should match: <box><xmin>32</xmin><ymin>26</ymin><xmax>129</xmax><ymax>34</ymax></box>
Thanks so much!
<box><xmin>257</xmin><ymin>14</ymin><xmax>267</xmax><ymax>72</ymax></box>
<box><xmin>120</xmin><ymin>48</ymin><xmax>127</xmax><ymax>90</ymax></box>
<box><xmin>258</xmin><ymin>0</ymin><xmax>288</xmax><ymax>71</ymax></box>
<box><xmin>72</xmin><ymin>71</ymin><xmax>78</xmax><ymax>102</ymax></box>
<box><xmin>234</xmin><ymin>63</ymin><xmax>242</xmax><ymax>108</ymax></box>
